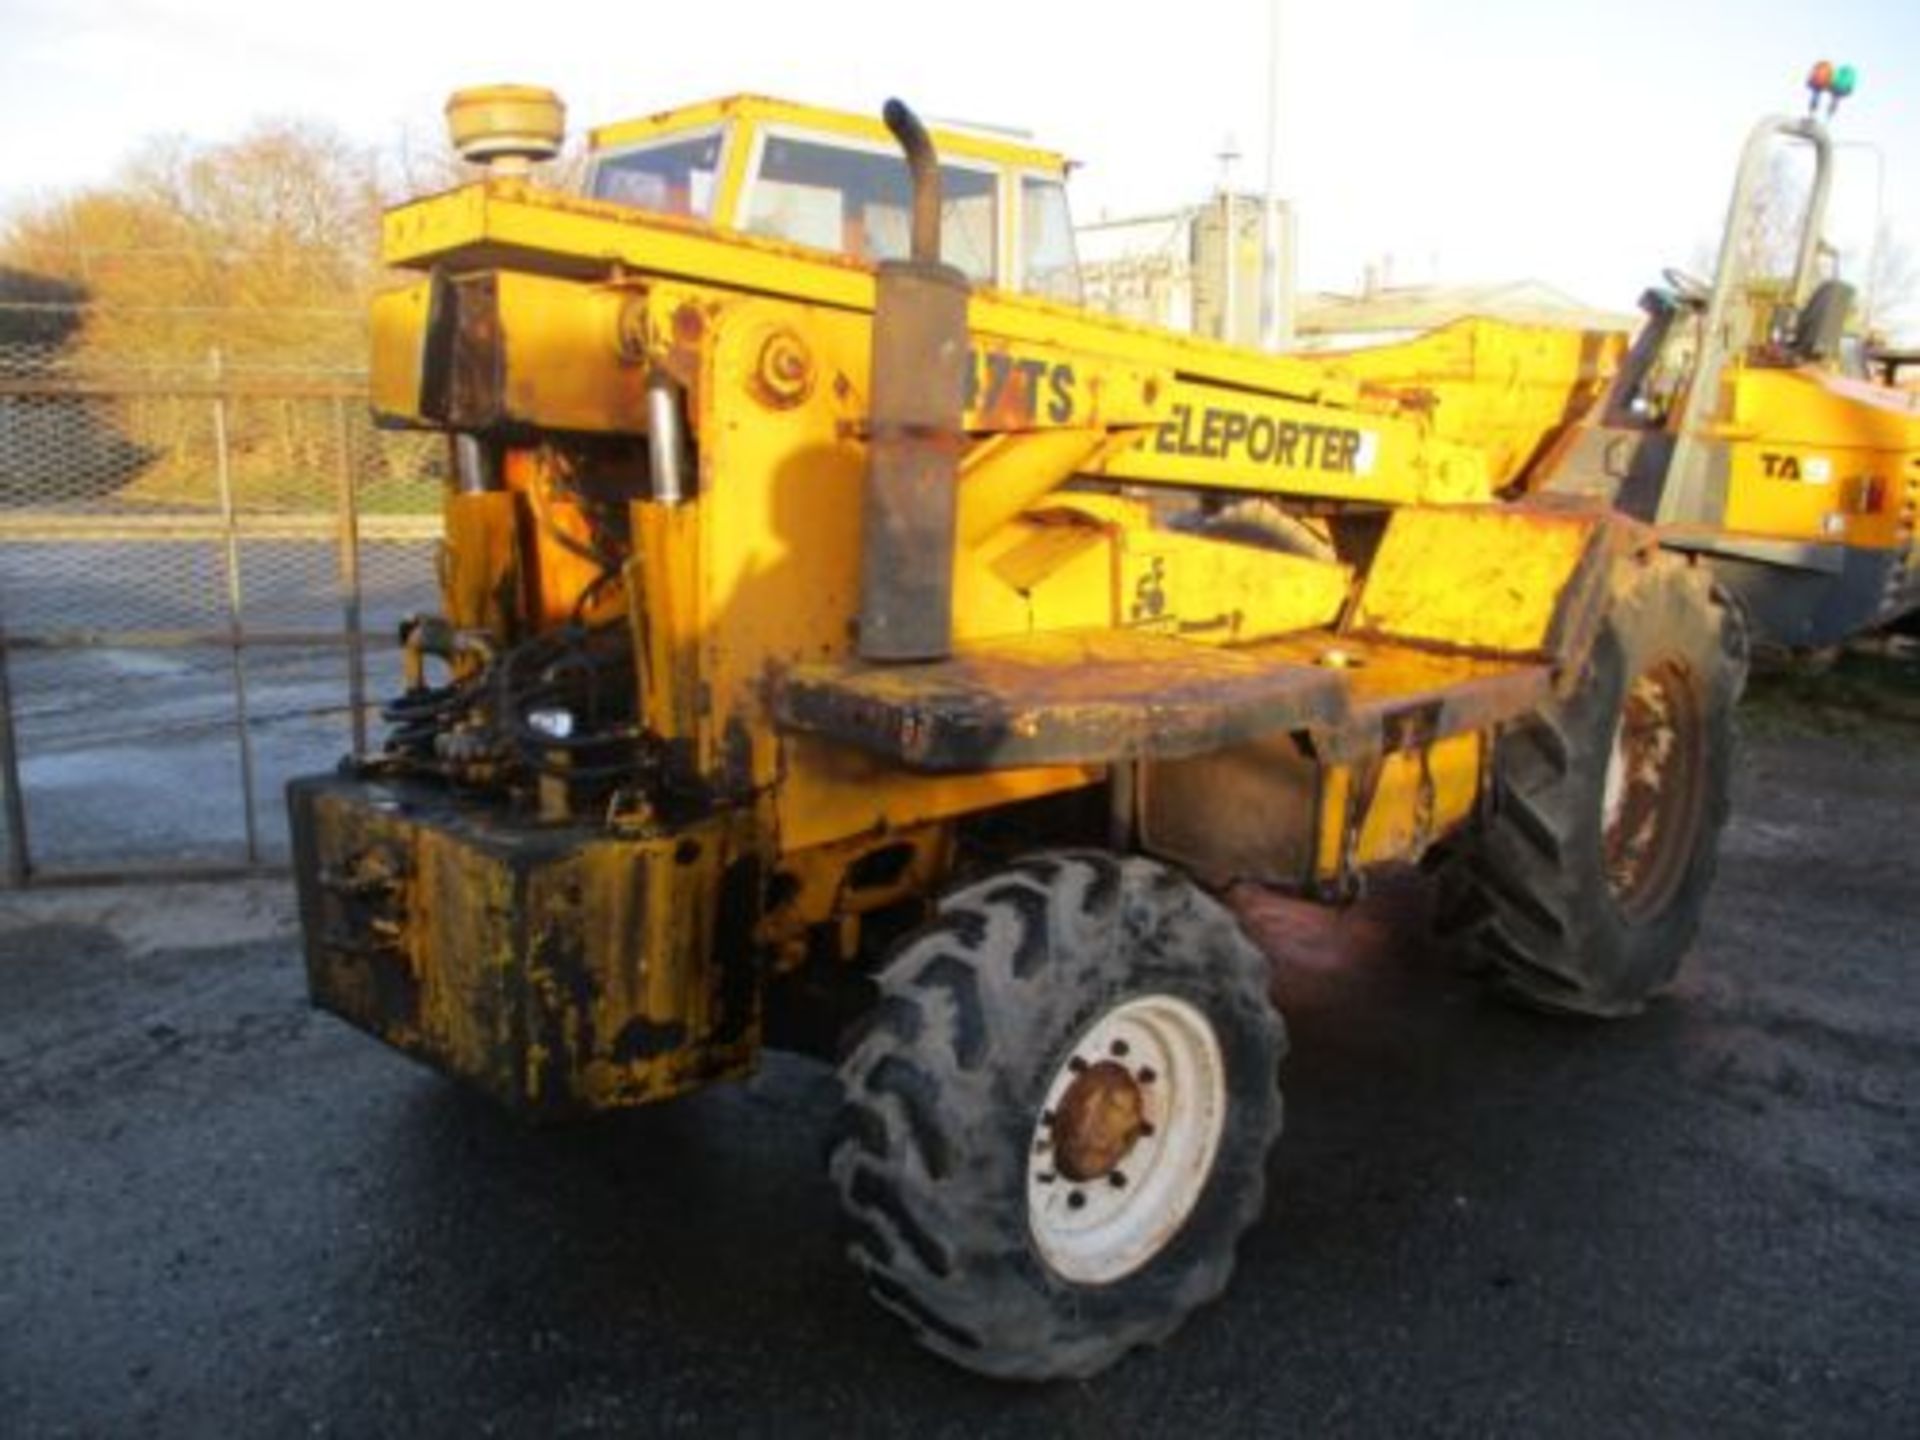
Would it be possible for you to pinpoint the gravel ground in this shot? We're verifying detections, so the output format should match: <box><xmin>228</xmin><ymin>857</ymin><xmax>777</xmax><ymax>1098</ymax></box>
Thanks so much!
<box><xmin>1</xmin><ymin>665</ymin><xmax>1916</xmax><ymax>1438</ymax></box>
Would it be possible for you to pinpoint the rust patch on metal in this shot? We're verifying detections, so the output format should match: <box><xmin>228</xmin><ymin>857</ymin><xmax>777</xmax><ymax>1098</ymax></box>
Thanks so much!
<box><xmin>772</xmin><ymin>627</ymin><xmax>1540</xmax><ymax>772</ymax></box>
<box><xmin>662</xmin><ymin>300</ymin><xmax>717</xmax><ymax>388</ymax></box>
<box><xmin>289</xmin><ymin>774</ymin><xmax>759</xmax><ymax>1117</ymax></box>
<box><xmin>420</xmin><ymin>271</ymin><xmax>504</xmax><ymax>429</ymax></box>
<box><xmin>613</xmin><ymin>293</ymin><xmax>650</xmax><ymax>361</ymax></box>
<box><xmin>800</xmin><ymin>629</ymin><xmax>1343</xmax><ymax>764</ymax></box>
<box><xmin>973</xmin><ymin>347</ymin><xmax>1045</xmax><ymax>431</ymax></box>
<box><xmin>1051</xmin><ymin>1060</ymin><xmax>1148</xmax><ymax>1182</ymax></box>
<box><xmin>858</xmin><ymin>260</ymin><xmax>969</xmax><ymax>661</ymax></box>
<box><xmin>672</xmin><ymin>303</ymin><xmax>706</xmax><ymax>346</ymax></box>
<box><xmin>1603</xmin><ymin>660</ymin><xmax>1702</xmax><ymax>921</ymax></box>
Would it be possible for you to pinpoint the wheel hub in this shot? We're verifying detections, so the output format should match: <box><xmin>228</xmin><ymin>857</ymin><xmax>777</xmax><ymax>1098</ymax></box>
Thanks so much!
<box><xmin>1050</xmin><ymin>1060</ymin><xmax>1149</xmax><ymax>1182</ymax></box>
<box><xmin>1027</xmin><ymin>993</ymin><xmax>1227</xmax><ymax>1286</ymax></box>
<box><xmin>1601</xmin><ymin>661</ymin><xmax>1704</xmax><ymax>922</ymax></box>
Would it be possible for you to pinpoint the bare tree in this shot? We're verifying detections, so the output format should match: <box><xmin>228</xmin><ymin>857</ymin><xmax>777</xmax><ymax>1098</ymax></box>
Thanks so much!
<box><xmin>1864</xmin><ymin>222</ymin><xmax>1918</xmax><ymax>340</ymax></box>
<box><xmin>1</xmin><ymin>121</ymin><xmax>384</xmax><ymax>373</ymax></box>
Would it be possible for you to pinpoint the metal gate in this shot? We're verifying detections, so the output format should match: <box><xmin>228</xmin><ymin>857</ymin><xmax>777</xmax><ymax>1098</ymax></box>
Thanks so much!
<box><xmin>0</xmin><ymin>347</ymin><xmax>441</xmax><ymax>885</ymax></box>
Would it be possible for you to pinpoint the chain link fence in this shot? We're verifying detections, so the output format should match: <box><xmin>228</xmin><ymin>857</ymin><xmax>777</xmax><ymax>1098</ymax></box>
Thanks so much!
<box><xmin>0</xmin><ymin>308</ymin><xmax>443</xmax><ymax>883</ymax></box>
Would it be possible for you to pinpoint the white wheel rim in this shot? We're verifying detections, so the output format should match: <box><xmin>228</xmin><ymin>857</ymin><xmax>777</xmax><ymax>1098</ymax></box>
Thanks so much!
<box><xmin>1026</xmin><ymin>993</ymin><xmax>1227</xmax><ymax>1286</ymax></box>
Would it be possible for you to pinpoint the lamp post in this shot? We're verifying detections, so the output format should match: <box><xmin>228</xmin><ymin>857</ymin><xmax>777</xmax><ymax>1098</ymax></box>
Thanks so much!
<box><xmin>1260</xmin><ymin>0</ymin><xmax>1293</xmax><ymax>350</ymax></box>
<box><xmin>1217</xmin><ymin>136</ymin><xmax>1240</xmax><ymax>343</ymax></box>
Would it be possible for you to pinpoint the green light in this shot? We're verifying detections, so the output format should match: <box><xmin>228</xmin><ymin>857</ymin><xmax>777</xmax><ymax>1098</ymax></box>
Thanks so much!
<box><xmin>1831</xmin><ymin>64</ymin><xmax>1857</xmax><ymax>97</ymax></box>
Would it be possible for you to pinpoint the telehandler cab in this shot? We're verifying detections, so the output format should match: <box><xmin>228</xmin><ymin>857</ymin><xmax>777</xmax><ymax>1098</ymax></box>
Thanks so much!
<box><xmin>290</xmin><ymin>86</ymin><xmax>1743</xmax><ymax>1378</ymax></box>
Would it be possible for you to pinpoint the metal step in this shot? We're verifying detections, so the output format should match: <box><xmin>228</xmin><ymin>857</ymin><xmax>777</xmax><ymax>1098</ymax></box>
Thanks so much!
<box><xmin>774</xmin><ymin>628</ymin><xmax>1549</xmax><ymax>771</ymax></box>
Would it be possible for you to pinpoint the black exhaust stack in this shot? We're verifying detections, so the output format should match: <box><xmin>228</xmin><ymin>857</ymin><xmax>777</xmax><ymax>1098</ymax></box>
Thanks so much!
<box><xmin>857</xmin><ymin>99</ymin><xmax>969</xmax><ymax>662</ymax></box>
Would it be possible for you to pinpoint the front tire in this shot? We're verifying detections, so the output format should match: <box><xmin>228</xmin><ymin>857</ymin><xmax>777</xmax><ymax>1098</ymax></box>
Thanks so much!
<box><xmin>1439</xmin><ymin>551</ymin><xmax>1740</xmax><ymax>1016</ymax></box>
<box><xmin>829</xmin><ymin>852</ymin><xmax>1285</xmax><ymax>1380</ymax></box>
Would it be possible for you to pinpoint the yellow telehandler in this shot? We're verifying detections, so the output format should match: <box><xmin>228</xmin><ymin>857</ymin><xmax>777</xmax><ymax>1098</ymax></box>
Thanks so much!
<box><xmin>290</xmin><ymin>86</ymin><xmax>1741</xmax><ymax>1378</ymax></box>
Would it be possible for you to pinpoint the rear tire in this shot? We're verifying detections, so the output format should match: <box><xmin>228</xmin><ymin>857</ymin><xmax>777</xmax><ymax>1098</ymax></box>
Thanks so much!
<box><xmin>829</xmin><ymin>852</ymin><xmax>1285</xmax><ymax>1380</ymax></box>
<box><xmin>1438</xmin><ymin>552</ymin><xmax>1740</xmax><ymax>1016</ymax></box>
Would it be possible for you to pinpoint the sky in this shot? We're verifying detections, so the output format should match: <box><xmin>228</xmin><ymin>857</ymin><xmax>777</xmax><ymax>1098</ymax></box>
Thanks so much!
<box><xmin>3</xmin><ymin>0</ymin><xmax>1917</xmax><ymax>333</ymax></box>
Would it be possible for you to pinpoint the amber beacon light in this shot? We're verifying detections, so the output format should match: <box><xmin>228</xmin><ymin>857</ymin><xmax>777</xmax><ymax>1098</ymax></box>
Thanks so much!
<box><xmin>444</xmin><ymin>84</ymin><xmax>566</xmax><ymax>174</ymax></box>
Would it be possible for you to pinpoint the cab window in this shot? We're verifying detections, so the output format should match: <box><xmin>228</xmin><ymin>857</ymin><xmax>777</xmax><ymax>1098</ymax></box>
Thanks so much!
<box><xmin>591</xmin><ymin>130</ymin><xmax>725</xmax><ymax>219</ymax></box>
<box><xmin>1020</xmin><ymin>176</ymin><xmax>1081</xmax><ymax>303</ymax></box>
<box><xmin>743</xmin><ymin>133</ymin><xmax>998</xmax><ymax>283</ymax></box>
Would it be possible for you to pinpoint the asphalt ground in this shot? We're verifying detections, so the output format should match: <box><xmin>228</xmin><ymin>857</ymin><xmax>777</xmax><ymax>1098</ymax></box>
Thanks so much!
<box><xmin>2</xmin><ymin>661</ymin><xmax>1917</xmax><ymax>1437</ymax></box>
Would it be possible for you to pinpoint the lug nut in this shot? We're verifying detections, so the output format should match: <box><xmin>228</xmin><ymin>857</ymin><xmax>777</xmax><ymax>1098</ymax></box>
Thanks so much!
<box><xmin>1110</xmin><ymin>1038</ymin><xmax>1130</xmax><ymax>1058</ymax></box>
<box><xmin>1137</xmin><ymin>1066</ymin><xmax>1157</xmax><ymax>1084</ymax></box>
<box><xmin>1068</xmin><ymin>1057</ymin><xmax>1088</xmax><ymax>1074</ymax></box>
<box><xmin>1067</xmin><ymin>1190</ymin><xmax>1087</xmax><ymax>1211</ymax></box>
<box><xmin>1109</xmin><ymin>1171</ymin><xmax>1128</xmax><ymax>1188</ymax></box>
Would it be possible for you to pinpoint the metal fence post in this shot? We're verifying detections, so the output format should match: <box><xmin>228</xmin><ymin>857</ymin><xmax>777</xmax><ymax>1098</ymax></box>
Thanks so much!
<box><xmin>0</xmin><ymin>620</ymin><xmax>32</xmax><ymax>887</ymax></box>
<box><xmin>0</xmin><ymin>310</ymin><xmax>420</xmax><ymax>884</ymax></box>
<box><xmin>210</xmin><ymin>349</ymin><xmax>263</xmax><ymax>864</ymax></box>
<box><xmin>333</xmin><ymin>395</ymin><xmax>368</xmax><ymax>757</ymax></box>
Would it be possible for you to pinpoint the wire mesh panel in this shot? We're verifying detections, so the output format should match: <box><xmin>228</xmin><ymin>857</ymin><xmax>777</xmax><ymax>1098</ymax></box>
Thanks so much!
<box><xmin>0</xmin><ymin>317</ymin><xmax>442</xmax><ymax>882</ymax></box>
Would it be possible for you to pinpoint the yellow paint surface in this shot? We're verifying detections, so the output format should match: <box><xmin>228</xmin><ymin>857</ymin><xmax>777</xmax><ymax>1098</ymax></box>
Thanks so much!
<box><xmin>1353</xmin><ymin>506</ymin><xmax>1599</xmax><ymax>654</ymax></box>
